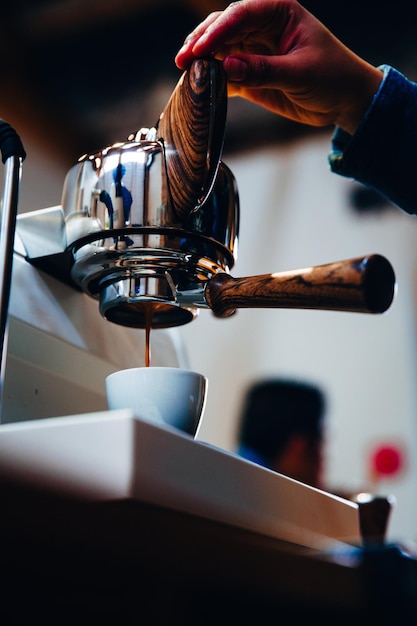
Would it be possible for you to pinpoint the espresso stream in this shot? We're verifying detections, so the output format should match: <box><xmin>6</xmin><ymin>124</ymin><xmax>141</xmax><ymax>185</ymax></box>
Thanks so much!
<box><xmin>142</xmin><ymin>302</ymin><xmax>172</xmax><ymax>367</ymax></box>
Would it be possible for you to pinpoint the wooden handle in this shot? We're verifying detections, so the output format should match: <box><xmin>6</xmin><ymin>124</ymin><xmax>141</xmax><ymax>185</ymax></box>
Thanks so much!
<box><xmin>157</xmin><ymin>58</ymin><xmax>227</xmax><ymax>221</ymax></box>
<box><xmin>205</xmin><ymin>254</ymin><xmax>396</xmax><ymax>318</ymax></box>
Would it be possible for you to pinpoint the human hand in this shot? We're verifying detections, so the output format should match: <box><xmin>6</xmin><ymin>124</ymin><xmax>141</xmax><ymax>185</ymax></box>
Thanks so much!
<box><xmin>175</xmin><ymin>0</ymin><xmax>383</xmax><ymax>134</ymax></box>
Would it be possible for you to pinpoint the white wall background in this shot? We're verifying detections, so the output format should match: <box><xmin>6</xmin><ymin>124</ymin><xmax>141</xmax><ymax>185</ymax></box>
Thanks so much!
<box><xmin>181</xmin><ymin>134</ymin><xmax>417</xmax><ymax>544</ymax></box>
<box><xmin>13</xmin><ymin>128</ymin><xmax>417</xmax><ymax>544</ymax></box>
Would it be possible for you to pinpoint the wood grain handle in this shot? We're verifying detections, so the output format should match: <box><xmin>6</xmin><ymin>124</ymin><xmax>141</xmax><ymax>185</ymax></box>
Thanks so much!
<box><xmin>205</xmin><ymin>254</ymin><xmax>396</xmax><ymax>318</ymax></box>
<box><xmin>157</xmin><ymin>58</ymin><xmax>227</xmax><ymax>221</ymax></box>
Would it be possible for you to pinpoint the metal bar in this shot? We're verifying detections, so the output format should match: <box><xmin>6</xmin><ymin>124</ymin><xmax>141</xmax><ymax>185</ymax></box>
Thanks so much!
<box><xmin>0</xmin><ymin>156</ymin><xmax>23</xmax><ymax>419</ymax></box>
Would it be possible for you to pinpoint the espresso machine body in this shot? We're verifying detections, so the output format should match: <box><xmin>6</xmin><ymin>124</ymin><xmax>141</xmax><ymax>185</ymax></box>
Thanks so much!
<box><xmin>61</xmin><ymin>135</ymin><xmax>239</xmax><ymax>329</ymax></box>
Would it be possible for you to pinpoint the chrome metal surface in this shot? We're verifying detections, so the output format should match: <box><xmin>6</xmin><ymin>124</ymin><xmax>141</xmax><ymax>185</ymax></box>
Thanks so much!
<box><xmin>0</xmin><ymin>156</ymin><xmax>23</xmax><ymax>410</ymax></box>
<box><xmin>58</xmin><ymin>135</ymin><xmax>238</xmax><ymax>328</ymax></box>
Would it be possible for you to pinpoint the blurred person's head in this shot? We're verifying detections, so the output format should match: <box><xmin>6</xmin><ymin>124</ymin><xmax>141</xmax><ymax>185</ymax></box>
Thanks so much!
<box><xmin>237</xmin><ymin>378</ymin><xmax>326</xmax><ymax>488</ymax></box>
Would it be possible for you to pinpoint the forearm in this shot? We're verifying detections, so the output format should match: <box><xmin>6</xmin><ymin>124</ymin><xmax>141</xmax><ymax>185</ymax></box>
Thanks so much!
<box><xmin>329</xmin><ymin>65</ymin><xmax>417</xmax><ymax>215</ymax></box>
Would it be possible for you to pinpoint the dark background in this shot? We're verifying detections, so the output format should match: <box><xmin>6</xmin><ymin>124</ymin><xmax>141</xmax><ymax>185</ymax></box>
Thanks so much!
<box><xmin>0</xmin><ymin>1</ymin><xmax>414</xmax><ymax>164</ymax></box>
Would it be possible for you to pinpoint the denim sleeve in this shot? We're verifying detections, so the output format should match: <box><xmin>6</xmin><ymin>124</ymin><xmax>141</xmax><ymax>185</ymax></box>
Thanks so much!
<box><xmin>329</xmin><ymin>65</ymin><xmax>417</xmax><ymax>215</ymax></box>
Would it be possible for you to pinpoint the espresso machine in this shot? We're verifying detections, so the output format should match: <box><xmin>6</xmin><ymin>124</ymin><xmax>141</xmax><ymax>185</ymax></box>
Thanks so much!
<box><xmin>0</xmin><ymin>59</ymin><xmax>397</xmax><ymax>548</ymax></box>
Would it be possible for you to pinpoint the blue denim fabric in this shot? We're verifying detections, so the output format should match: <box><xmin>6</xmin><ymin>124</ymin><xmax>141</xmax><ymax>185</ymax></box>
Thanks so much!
<box><xmin>329</xmin><ymin>65</ymin><xmax>417</xmax><ymax>214</ymax></box>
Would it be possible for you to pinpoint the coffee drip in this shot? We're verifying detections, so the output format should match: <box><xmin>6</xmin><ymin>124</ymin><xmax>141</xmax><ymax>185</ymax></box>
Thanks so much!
<box><xmin>142</xmin><ymin>302</ymin><xmax>169</xmax><ymax>367</ymax></box>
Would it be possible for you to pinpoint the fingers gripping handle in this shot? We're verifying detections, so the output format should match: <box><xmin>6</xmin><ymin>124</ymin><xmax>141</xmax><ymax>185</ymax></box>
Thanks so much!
<box><xmin>205</xmin><ymin>254</ymin><xmax>396</xmax><ymax>318</ymax></box>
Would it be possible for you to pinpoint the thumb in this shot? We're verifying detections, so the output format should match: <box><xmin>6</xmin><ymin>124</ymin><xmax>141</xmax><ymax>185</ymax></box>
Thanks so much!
<box><xmin>223</xmin><ymin>54</ymin><xmax>280</xmax><ymax>87</ymax></box>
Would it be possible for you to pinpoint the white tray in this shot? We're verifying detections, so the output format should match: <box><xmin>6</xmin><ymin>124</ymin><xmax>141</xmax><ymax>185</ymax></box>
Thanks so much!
<box><xmin>0</xmin><ymin>410</ymin><xmax>361</xmax><ymax>550</ymax></box>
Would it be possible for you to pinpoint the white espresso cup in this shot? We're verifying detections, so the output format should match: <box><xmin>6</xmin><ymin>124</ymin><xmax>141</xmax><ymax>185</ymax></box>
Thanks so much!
<box><xmin>105</xmin><ymin>366</ymin><xmax>208</xmax><ymax>436</ymax></box>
